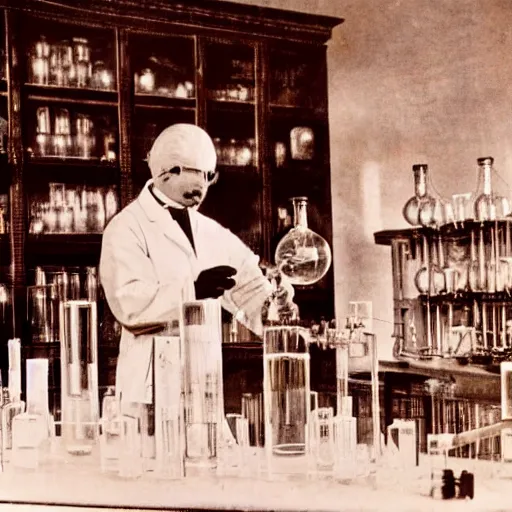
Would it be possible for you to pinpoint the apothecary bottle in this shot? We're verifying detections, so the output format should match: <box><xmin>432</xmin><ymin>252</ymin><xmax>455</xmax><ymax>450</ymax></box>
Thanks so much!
<box><xmin>275</xmin><ymin>197</ymin><xmax>332</xmax><ymax>286</ymax></box>
<box><xmin>403</xmin><ymin>164</ymin><xmax>432</xmax><ymax>226</ymax></box>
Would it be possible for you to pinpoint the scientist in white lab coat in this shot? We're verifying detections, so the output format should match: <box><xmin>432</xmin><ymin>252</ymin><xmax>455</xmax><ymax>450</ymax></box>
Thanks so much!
<box><xmin>100</xmin><ymin>123</ymin><xmax>294</xmax><ymax>408</ymax></box>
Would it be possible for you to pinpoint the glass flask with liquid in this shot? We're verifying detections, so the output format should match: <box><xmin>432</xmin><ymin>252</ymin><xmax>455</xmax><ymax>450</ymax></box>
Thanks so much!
<box><xmin>403</xmin><ymin>164</ymin><xmax>433</xmax><ymax>226</ymax></box>
<box><xmin>275</xmin><ymin>197</ymin><xmax>332</xmax><ymax>286</ymax></box>
<box><xmin>59</xmin><ymin>300</ymin><xmax>99</xmax><ymax>456</ymax></box>
<box><xmin>263</xmin><ymin>325</ymin><xmax>312</xmax><ymax>477</ymax></box>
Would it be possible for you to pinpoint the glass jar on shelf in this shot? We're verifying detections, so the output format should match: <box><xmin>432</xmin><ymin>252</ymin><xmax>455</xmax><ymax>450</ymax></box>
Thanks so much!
<box><xmin>290</xmin><ymin>127</ymin><xmax>314</xmax><ymax>161</ymax></box>
<box><xmin>226</xmin><ymin>139</ymin><xmax>237</xmax><ymax>166</ymax></box>
<box><xmin>35</xmin><ymin>107</ymin><xmax>51</xmax><ymax>157</ymax></box>
<box><xmin>91</xmin><ymin>60</ymin><xmax>114</xmax><ymax>90</ymax></box>
<box><xmin>53</xmin><ymin>108</ymin><xmax>72</xmax><ymax>157</ymax></box>
<box><xmin>101</xmin><ymin>130</ymin><xmax>117</xmax><ymax>162</ymax></box>
<box><xmin>30</xmin><ymin>36</ymin><xmax>50</xmax><ymax>85</ymax></box>
<box><xmin>72</xmin><ymin>38</ymin><xmax>91</xmax><ymax>88</ymax></box>
<box><xmin>235</xmin><ymin>139</ymin><xmax>253</xmax><ymax>167</ymax></box>
<box><xmin>75</xmin><ymin>114</ymin><xmax>95</xmax><ymax>159</ymax></box>
<box><xmin>50</xmin><ymin>42</ymin><xmax>73</xmax><ymax>87</ymax></box>
<box><xmin>137</xmin><ymin>68</ymin><xmax>155</xmax><ymax>93</ymax></box>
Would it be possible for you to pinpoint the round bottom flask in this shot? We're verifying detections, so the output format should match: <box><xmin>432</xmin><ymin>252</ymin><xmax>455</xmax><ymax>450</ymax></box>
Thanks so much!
<box><xmin>275</xmin><ymin>197</ymin><xmax>332</xmax><ymax>286</ymax></box>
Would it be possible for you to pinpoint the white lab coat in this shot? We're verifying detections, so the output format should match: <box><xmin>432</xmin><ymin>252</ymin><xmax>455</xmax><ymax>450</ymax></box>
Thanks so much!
<box><xmin>99</xmin><ymin>180</ymin><xmax>272</xmax><ymax>404</ymax></box>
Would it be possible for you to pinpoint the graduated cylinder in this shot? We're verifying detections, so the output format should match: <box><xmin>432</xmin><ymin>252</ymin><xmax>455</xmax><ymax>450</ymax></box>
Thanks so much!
<box><xmin>180</xmin><ymin>299</ymin><xmax>224</xmax><ymax>473</ymax></box>
<box><xmin>59</xmin><ymin>300</ymin><xmax>99</xmax><ymax>455</ymax></box>
<box><xmin>263</xmin><ymin>325</ymin><xmax>311</xmax><ymax>477</ymax></box>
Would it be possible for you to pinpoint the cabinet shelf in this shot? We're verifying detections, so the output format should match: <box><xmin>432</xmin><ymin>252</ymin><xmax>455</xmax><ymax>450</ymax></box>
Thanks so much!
<box><xmin>25</xmin><ymin>84</ymin><xmax>118</xmax><ymax>106</ymax></box>
<box><xmin>375</xmin><ymin>219</ymin><xmax>512</xmax><ymax>246</ymax></box>
<box><xmin>26</xmin><ymin>156</ymin><xmax>118</xmax><ymax>169</ymax></box>
<box><xmin>26</xmin><ymin>233</ymin><xmax>103</xmax><ymax>256</ymax></box>
<box><xmin>207</xmin><ymin>98</ymin><xmax>255</xmax><ymax>114</ymax></box>
<box><xmin>270</xmin><ymin>103</ymin><xmax>326</xmax><ymax>120</ymax></box>
<box><xmin>419</xmin><ymin>291</ymin><xmax>512</xmax><ymax>304</ymax></box>
<box><xmin>134</xmin><ymin>94</ymin><xmax>196</xmax><ymax>110</ymax></box>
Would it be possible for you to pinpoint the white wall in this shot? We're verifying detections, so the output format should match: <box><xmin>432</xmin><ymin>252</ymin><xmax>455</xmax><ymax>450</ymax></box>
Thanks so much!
<box><xmin>219</xmin><ymin>0</ymin><xmax>512</xmax><ymax>359</ymax></box>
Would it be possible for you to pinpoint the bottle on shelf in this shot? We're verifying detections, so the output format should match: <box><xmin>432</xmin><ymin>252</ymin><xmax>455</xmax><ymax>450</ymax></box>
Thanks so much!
<box><xmin>30</xmin><ymin>36</ymin><xmax>50</xmax><ymax>85</ymax></box>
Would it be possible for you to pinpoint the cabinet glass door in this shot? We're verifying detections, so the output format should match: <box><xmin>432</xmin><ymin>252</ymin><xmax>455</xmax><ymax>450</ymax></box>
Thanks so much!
<box><xmin>131</xmin><ymin>33</ymin><xmax>197</xmax><ymax>195</ymax></box>
<box><xmin>201</xmin><ymin>40</ymin><xmax>262</xmax><ymax>255</ymax></box>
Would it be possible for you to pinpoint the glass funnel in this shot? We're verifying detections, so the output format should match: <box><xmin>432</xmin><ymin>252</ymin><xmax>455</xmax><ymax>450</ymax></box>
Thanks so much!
<box><xmin>274</xmin><ymin>197</ymin><xmax>332</xmax><ymax>286</ymax></box>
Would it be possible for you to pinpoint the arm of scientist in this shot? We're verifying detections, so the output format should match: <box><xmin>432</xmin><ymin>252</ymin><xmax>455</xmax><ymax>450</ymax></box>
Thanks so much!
<box><xmin>99</xmin><ymin>212</ymin><xmax>186</xmax><ymax>334</ymax></box>
<box><xmin>219</xmin><ymin>228</ymin><xmax>273</xmax><ymax>336</ymax></box>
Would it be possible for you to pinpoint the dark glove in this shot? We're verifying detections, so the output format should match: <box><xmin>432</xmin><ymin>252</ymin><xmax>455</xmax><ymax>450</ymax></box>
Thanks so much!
<box><xmin>195</xmin><ymin>265</ymin><xmax>237</xmax><ymax>300</ymax></box>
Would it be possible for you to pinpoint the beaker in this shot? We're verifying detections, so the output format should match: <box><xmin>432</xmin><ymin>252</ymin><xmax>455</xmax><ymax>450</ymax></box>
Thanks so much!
<box><xmin>263</xmin><ymin>325</ymin><xmax>312</xmax><ymax>477</ymax></box>
<box><xmin>308</xmin><ymin>407</ymin><xmax>335</xmax><ymax>476</ymax></box>
<box><xmin>275</xmin><ymin>197</ymin><xmax>332</xmax><ymax>286</ymax></box>
<box><xmin>180</xmin><ymin>300</ymin><xmax>224</xmax><ymax>474</ymax></box>
<box><xmin>59</xmin><ymin>300</ymin><xmax>99</xmax><ymax>456</ymax></box>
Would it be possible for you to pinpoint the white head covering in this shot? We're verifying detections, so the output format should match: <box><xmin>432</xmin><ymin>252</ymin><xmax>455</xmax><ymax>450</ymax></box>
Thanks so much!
<box><xmin>147</xmin><ymin>123</ymin><xmax>217</xmax><ymax>178</ymax></box>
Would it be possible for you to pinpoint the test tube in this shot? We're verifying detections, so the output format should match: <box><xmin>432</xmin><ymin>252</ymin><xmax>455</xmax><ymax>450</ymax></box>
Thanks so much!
<box><xmin>7</xmin><ymin>339</ymin><xmax>21</xmax><ymax>403</ymax></box>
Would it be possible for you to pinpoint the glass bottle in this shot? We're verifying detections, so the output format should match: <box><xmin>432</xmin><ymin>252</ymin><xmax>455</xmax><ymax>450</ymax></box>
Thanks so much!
<box><xmin>275</xmin><ymin>197</ymin><xmax>332</xmax><ymax>286</ymax></box>
<box><xmin>35</xmin><ymin>107</ymin><xmax>51</xmax><ymax>157</ymax></box>
<box><xmin>403</xmin><ymin>164</ymin><xmax>433</xmax><ymax>226</ymax></box>
<box><xmin>473</xmin><ymin>156</ymin><xmax>511</xmax><ymax>221</ymax></box>
<box><xmin>92</xmin><ymin>60</ymin><xmax>114</xmax><ymax>90</ymax></box>
<box><xmin>30</xmin><ymin>36</ymin><xmax>50</xmax><ymax>85</ymax></box>
<box><xmin>54</xmin><ymin>108</ymin><xmax>72</xmax><ymax>158</ymax></box>
<box><xmin>99</xmin><ymin>386</ymin><xmax>122</xmax><ymax>473</ymax></box>
<box><xmin>73</xmin><ymin>38</ymin><xmax>91</xmax><ymax>88</ymax></box>
<box><xmin>1</xmin><ymin>388</ymin><xmax>26</xmax><ymax>460</ymax></box>
<box><xmin>75</xmin><ymin>114</ymin><xmax>95</xmax><ymax>159</ymax></box>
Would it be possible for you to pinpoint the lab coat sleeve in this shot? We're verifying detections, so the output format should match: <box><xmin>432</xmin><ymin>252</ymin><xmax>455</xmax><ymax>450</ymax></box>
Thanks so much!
<box><xmin>220</xmin><ymin>227</ymin><xmax>273</xmax><ymax>335</ymax></box>
<box><xmin>99</xmin><ymin>212</ymin><xmax>186</xmax><ymax>331</ymax></box>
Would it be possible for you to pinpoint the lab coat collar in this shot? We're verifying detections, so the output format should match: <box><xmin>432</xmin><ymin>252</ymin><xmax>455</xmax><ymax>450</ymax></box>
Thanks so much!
<box><xmin>138</xmin><ymin>180</ymin><xmax>196</xmax><ymax>257</ymax></box>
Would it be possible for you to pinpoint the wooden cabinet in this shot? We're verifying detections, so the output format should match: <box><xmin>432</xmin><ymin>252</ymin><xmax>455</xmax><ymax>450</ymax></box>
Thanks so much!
<box><xmin>0</xmin><ymin>1</ymin><xmax>342</xmax><ymax>413</ymax></box>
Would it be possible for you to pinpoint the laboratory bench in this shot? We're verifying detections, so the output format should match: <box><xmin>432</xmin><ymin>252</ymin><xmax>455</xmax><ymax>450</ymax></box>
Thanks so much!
<box><xmin>0</xmin><ymin>448</ymin><xmax>512</xmax><ymax>511</ymax></box>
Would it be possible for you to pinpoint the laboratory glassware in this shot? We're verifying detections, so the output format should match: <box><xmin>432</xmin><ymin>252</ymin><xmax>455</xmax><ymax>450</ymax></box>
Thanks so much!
<box><xmin>275</xmin><ymin>197</ymin><xmax>332</xmax><ymax>286</ymax></box>
<box><xmin>28</xmin><ymin>284</ymin><xmax>59</xmax><ymax>343</ymax></box>
<box><xmin>154</xmin><ymin>335</ymin><xmax>184</xmax><ymax>479</ymax></box>
<box><xmin>99</xmin><ymin>387</ymin><xmax>122</xmax><ymax>473</ymax></box>
<box><xmin>180</xmin><ymin>300</ymin><xmax>224</xmax><ymax>475</ymax></box>
<box><xmin>59</xmin><ymin>300</ymin><xmax>99</xmax><ymax>456</ymax></box>
<box><xmin>54</xmin><ymin>108</ymin><xmax>72</xmax><ymax>157</ymax></box>
<box><xmin>290</xmin><ymin>126</ymin><xmax>314</xmax><ymax>160</ymax></box>
<box><xmin>35</xmin><ymin>107</ymin><xmax>51</xmax><ymax>157</ymax></box>
<box><xmin>402</xmin><ymin>164</ymin><xmax>432</xmax><ymax>226</ymax></box>
<box><xmin>474</xmin><ymin>156</ymin><xmax>511</xmax><ymax>221</ymax></box>
<box><xmin>308</xmin><ymin>407</ymin><xmax>336</xmax><ymax>476</ymax></box>
<box><xmin>12</xmin><ymin>359</ymin><xmax>54</xmax><ymax>470</ymax></box>
<box><xmin>218</xmin><ymin>413</ymin><xmax>250</xmax><ymax>477</ymax></box>
<box><xmin>30</xmin><ymin>36</ymin><xmax>50</xmax><ymax>85</ymax></box>
<box><xmin>7</xmin><ymin>339</ymin><xmax>21</xmax><ymax>404</ymax></box>
<box><xmin>263</xmin><ymin>324</ymin><xmax>312</xmax><ymax>477</ymax></box>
